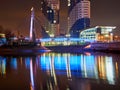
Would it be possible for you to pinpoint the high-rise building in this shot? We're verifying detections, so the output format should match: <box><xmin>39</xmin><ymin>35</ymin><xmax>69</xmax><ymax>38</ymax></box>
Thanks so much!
<box><xmin>41</xmin><ymin>0</ymin><xmax>60</xmax><ymax>37</ymax></box>
<box><xmin>68</xmin><ymin>0</ymin><xmax>90</xmax><ymax>37</ymax></box>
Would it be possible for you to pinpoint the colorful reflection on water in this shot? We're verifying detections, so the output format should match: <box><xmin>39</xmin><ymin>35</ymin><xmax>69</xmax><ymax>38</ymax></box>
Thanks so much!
<box><xmin>0</xmin><ymin>52</ymin><xmax>120</xmax><ymax>90</ymax></box>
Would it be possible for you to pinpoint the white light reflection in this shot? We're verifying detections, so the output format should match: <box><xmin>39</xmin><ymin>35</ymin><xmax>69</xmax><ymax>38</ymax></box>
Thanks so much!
<box><xmin>0</xmin><ymin>58</ymin><xmax>6</xmax><ymax>75</ymax></box>
<box><xmin>83</xmin><ymin>55</ymin><xmax>87</xmax><ymax>78</ymax></box>
<box><xmin>105</xmin><ymin>57</ymin><xmax>115</xmax><ymax>85</ymax></box>
<box><xmin>30</xmin><ymin>59</ymin><xmax>35</xmax><ymax>90</ymax></box>
<box><xmin>66</xmin><ymin>53</ymin><xmax>72</xmax><ymax>79</ymax></box>
<box><xmin>51</xmin><ymin>54</ymin><xmax>57</xmax><ymax>86</ymax></box>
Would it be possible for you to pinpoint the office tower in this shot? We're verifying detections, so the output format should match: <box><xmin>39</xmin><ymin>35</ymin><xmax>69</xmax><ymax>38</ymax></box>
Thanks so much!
<box><xmin>68</xmin><ymin>0</ymin><xmax>90</xmax><ymax>37</ymax></box>
<box><xmin>41</xmin><ymin>0</ymin><xmax>60</xmax><ymax>37</ymax></box>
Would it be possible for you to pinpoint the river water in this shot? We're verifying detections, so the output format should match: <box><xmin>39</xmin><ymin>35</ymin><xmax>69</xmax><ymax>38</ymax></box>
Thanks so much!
<box><xmin>0</xmin><ymin>52</ymin><xmax>120</xmax><ymax>90</ymax></box>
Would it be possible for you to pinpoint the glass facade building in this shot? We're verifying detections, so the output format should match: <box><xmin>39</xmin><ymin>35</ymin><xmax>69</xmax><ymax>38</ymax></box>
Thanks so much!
<box><xmin>80</xmin><ymin>26</ymin><xmax>116</xmax><ymax>42</ymax></box>
<box><xmin>41</xmin><ymin>0</ymin><xmax>60</xmax><ymax>37</ymax></box>
<box><xmin>68</xmin><ymin>0</ymin><xmax>90</xmax><ymax>37</ymax></box>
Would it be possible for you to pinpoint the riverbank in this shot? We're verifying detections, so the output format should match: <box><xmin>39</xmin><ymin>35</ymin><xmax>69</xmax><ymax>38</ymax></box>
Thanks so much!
<box><xmin>46</xmin><ymin>44</ymin><xmax>89</xmax><ymax>53</ymax></box>
<box><xmin>0</xmin><ymin>45</ymin><xmax>50</xmax><ymax>55</ymax></box>
<box><xmin>46</xmin><ymin>42</ymin><xmax>120</xmax><ymax>53</ymax></box>
<box><xmin>84</xmin><ymin>41</ymin><xmax>120</xmax><ymax>53</ymax></box>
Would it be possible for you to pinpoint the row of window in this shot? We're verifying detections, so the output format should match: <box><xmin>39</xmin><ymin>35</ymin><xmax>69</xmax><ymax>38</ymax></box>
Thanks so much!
<box><xmin>80</xmin><ymin>34</ymin><xmax>96</xmax><ymax>37</ymax></box>
<box><xmin>81</xmin><ymin>37</ymin><xmax>96</xmax><ymax>39</ymax></box>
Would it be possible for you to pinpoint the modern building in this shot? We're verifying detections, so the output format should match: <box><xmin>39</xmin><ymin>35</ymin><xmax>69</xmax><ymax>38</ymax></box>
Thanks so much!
<box><xmin>41</xmin><ymin>0</ymin><xmax>60</xmax><ymax>37</ymax></box>
<box><xmin>80</xmin><ymin>26</ymin><xmax>116</xmax><ymax>42</ymax></box>
<box><xmin>68</xmin><ymin>0</ymin><xmax>90</xmax><ymax>37</ymax></box>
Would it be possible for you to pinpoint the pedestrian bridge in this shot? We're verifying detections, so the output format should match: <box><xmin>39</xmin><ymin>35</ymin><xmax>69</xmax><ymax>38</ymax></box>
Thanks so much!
<box><xmin>37</xmin><ymin>37</ymin><xmax>93</xmax><ymax>46</ymax></box>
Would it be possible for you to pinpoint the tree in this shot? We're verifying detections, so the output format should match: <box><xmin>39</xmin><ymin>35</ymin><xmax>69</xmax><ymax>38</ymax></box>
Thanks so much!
<box><xmin>0</xmin><ymin>25</ymin><xmax>15</xmax><ymax>42</ymax></box>
<box><xmin>4</xmin><ymin>29</ymin><xmax>15</xmax><ymax>42</ymax></box>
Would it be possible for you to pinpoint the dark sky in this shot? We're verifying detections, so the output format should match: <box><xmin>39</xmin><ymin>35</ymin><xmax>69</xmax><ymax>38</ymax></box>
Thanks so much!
<box><xmin>0</xmin><ymin>0</ymin><xmax>120</xmax><ymax>36</ymax></box>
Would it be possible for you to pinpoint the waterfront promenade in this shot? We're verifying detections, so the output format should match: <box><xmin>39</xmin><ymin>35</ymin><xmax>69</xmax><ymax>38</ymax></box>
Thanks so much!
<box><xmin>45</xmin><ymin>41</ymin><xmax>120</xmax><ymax>53</ymax></box>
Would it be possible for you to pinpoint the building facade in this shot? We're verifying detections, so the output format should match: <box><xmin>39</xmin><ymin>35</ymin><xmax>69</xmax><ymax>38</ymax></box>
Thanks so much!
<box><xmin>68</xmin><ymin>0</ymin><xmax>90</xmax><ymax>37</ymax></box>
<box><xmin>80</xmin><ymin>26</ymin><xmax>116</xmax><ymax>42</ymax></box>
<box><xmin>41</xmin><ymin>0</ymin><xmax>60</xmax><ymax>37</ymax></box>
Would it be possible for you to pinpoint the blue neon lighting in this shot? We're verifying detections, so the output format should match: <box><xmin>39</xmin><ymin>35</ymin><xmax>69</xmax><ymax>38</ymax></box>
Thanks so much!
<box><xmin>54</xmin><ymin>56</ymin><xmax>66</xmax><ymax>70</ymax></box>
<box><xmin>25</xmin><ymin>57</ymin><xmax>31</xmax><ymax>69</ymax></box>
<box><xmin>11</xmin><ymin>58</ymin><xmax>17</xmax><ymax>69</ymax></box>
<box><xmin>40</xmin><ymin>56</ymin><xmax>51</xmax><ymax>70</ymax></box>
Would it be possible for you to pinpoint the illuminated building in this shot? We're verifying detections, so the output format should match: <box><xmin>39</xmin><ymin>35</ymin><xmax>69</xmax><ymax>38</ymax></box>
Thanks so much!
<box><xmin>38</xmin><ymin>26</ymin><xmax>116</xmax><ymax>46</ymax></box>
<box><xmin>0</xmin><ymin>33</ymin><xmax>6</xmax><ymax>45</ymax></box>
<box><xmin>80</xmin><ymin>26</ymin><xmax>116</xmax><ymax>42</ymax></box>
<box><xmin>41</xmin><ymin>0</ymin><xmax>60</xmax><ymax>37</ymax></box>
<box><xmin>68</xmin><ymin>0</ymin><xmax>90</xmax><ymax>37</ymax></box>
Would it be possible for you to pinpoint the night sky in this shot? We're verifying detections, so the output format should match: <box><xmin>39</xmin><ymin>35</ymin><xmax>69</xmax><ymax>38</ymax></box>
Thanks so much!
<box><xmin>0</xmin><ymin>0</ymin><xmax>120</xmax><ymax>36</ymax></box>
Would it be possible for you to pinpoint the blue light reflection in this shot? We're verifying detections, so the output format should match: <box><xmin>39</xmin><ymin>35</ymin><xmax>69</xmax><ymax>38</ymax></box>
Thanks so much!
<box><xmin>11</xmin><ymin>58</ymin><xmax>17</xmax><ymax>69</ymax></box>
<box><xmin>40</xmin><ymin>53</ymin><xmax>96</xmax><ymax>78</ymax></box>
<box><xmin>25</xmin><ymin>57</ymin><xmax>31</xmax><ymax>69</ymax></box>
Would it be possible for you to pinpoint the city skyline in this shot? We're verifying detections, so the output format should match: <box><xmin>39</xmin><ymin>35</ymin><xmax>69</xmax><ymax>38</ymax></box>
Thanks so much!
<box><xmin>41</xmin><ymin>0</ymin><xmax>60</xmax><ymax>37</ymax></box>
<box><xmin>0</xmin><ymin>0</ymin><xmax>120</xmax><ymax>36</ymax></box>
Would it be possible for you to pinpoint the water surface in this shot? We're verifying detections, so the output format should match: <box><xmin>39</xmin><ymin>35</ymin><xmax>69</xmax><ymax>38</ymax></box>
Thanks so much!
<box><xmin>0</xmin><ymin>52</ymin><xmax>120</xmax><ymax>90</ymax></box>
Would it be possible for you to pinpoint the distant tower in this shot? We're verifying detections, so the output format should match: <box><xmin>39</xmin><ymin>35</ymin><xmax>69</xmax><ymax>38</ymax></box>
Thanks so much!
<box><xmin>41</xmin><ymin>0</ymin><xmax>60</xmax><ymax>37</ymax></box>
<box><xmin>30</xmin><ymin>7</ymin><xmax>36</xmax><ymax>41</ymax></box>
<box><xmin>68</xmin><ymin>0</ymin><xmax>90</xmax><ymax>37</ymax></box>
